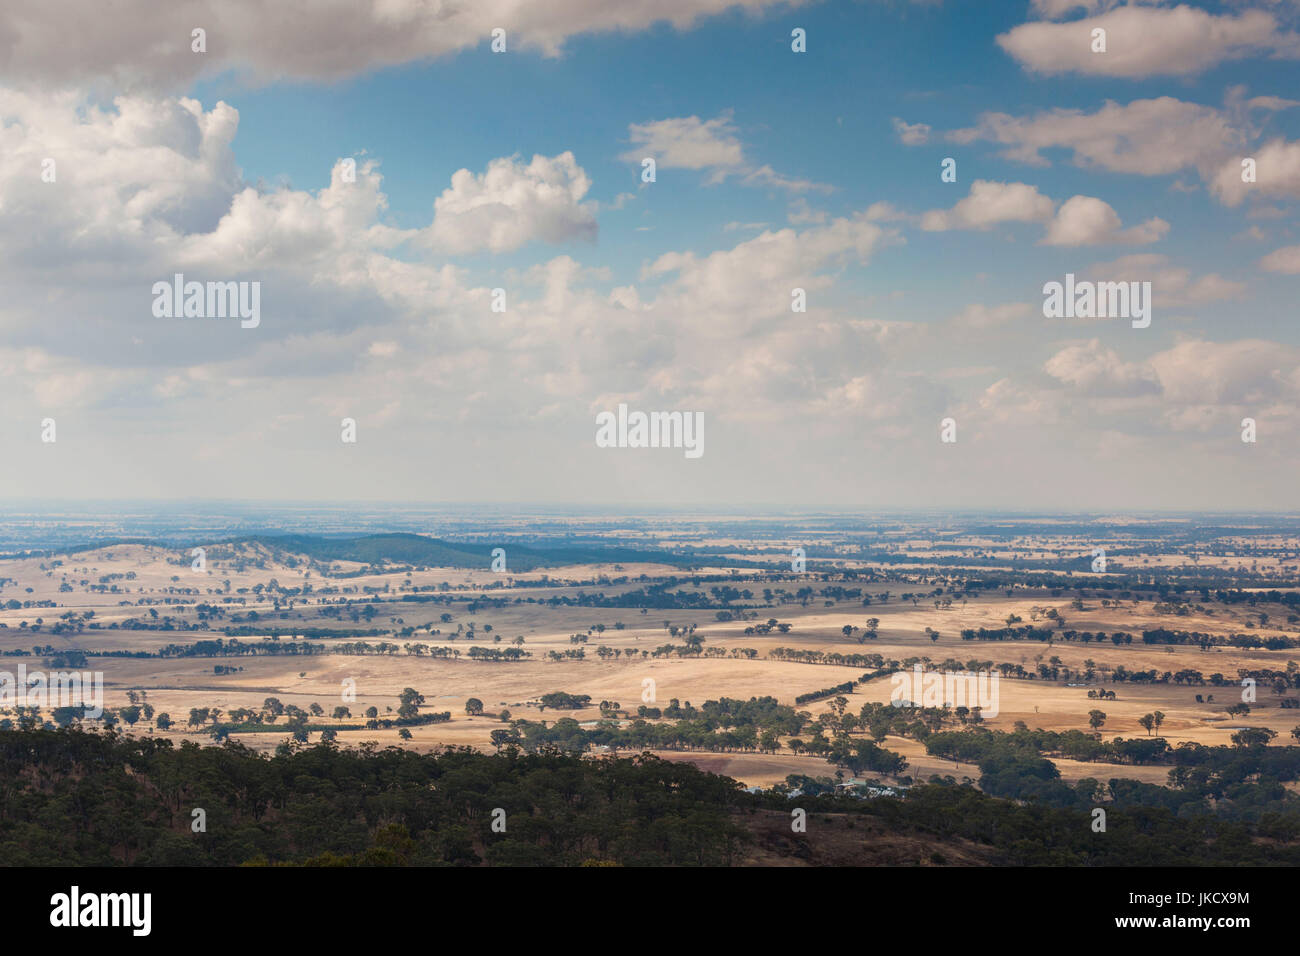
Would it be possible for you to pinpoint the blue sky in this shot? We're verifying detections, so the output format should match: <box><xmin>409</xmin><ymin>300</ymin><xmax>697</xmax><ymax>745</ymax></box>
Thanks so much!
<box><xmin>2</xmin><ymin>0</ymin><xmax>1300</xmax><ymax>510</ymax></box>
<box><xmin>194</xmin><ymin>0</ymin><xmax>1300</xmax><ymax>319</ymax></box>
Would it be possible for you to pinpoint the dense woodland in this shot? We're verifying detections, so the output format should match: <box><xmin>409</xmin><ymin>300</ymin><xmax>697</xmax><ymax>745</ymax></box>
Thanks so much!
<box><xmin>1</xmin><ymin>727</ymin><xmax>1298</xmax><ymax>866</ymax></box>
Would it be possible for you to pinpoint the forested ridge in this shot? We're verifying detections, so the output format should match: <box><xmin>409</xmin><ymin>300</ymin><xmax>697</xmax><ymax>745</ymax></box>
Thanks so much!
<box><xmin>1</xmin><ymin>728</ymin><xmax>1298</xmax><ymax>866</ymax></box>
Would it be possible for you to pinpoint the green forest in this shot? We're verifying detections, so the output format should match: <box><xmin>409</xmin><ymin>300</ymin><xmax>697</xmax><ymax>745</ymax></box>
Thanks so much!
<box><xmin>2</xmin><ymin>727</ymin><xmax>1299</xmax><ymax>866</ymax></box>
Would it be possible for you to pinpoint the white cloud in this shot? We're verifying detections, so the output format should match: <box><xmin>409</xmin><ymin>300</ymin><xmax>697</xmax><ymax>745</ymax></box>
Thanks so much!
<box><xmin>0</xmin><ymin>85</ymin><xmax>943</xmax><ymax>503</ymax></box>
<box><xmin>739</xmin><ymin>164</ymin><xmax>832</xmax><ymax>194</ymax></box>
<box><xmin>1085</xmin><ymin>254</ymin><xmax>1245</xmax><ymax>308</ymax></box>
<box><xmin>0</xmin><ymin>86</ymin><xmax>616</xmax><ymax>398</ymax></box>
<box><xmin>920</xmin><ymin>180</ymin><xmax>1054</xmax><ymax>231</ymax></box>
<box><xmin>1260</xmin><ymin>244</ymin><xmax>1300</xmax><ymax>273</ymax></box>
<box><xmin>950</xmin><ymin>97</ymin><xmax>1242</xmax><ymax>176</ymax></box>
<box><xmin>3</xmin><ymin>20</ymin><xmax>1298</xmax><ymax>508</ymax></box>
<box><xmin>892</xmin><ymin>117</ymin><xmax>931</xmax><ymax>145</ymax></box>
<box><xmin>1044</xmin><ymin>339</ymin><xmax>1159</xmax><ymax>396</ymax></box>
<box><xmin>623</xmin><ymin>114</ymin><xmax>745</xmax><ymax>171</ymax></box>
<box><xmin>950</xmin><ymin>95</ymin><xmax>1300</xmax><ymax>210</ymax></box>
<box><xmin>1210</xmin><ymin>137</ymin><xmax>1300</xmax><ymax>206</ymax></box>
<box><xmin>1148</xmin><ymin>338</ymin><xmax>1300</xmax><ymax>406</ymax></box>
<box><xmin>1041</xmin><ymin>195</ymin><xmax>1168</xmax><ymax>246</ymax></box>
<box><xmin>787</xmin><ymin>198</ymin><xmax>827</xmax><ymax>224</ymax></box>
<box><xmin>862</xmin><ymin>201</ymin><xmax>909</xmax><ymax>222</ymax></box>
<box><xmin>1246</xmin><ymin>95</ymin><xmax>1300</xmax><ymax>112</ymax></box>
<box><xmin>0</xmin><ymin>89</ymin><xmax>241</xmax><ymax>269</ymax></box>
<box><xmin>643</xmin><ymin>212</ymin><xmax>895</xmax><ymax>329</ymax></box>
<box><xmin>920</xmin><ymin>181</ymin><xmax>1159</xmax><ymax>245</ymax></box>
<box><xmin>0</xmin><ymin>346</ymin><xmax>125</xmax><ymax>407</ymax></box>
<box><xmin>998</xmin><ymin>5</ymin><xmax>1300</xmax><ymax>78</ymax></box>
<box><xmin>973</xmin><ymin>377</ymin><xmax>1061</xmax><ymax>427</ymax></box>
<box><xmin>623</xmin><ymin>113</ymin><xmax>830</xmax><ymax>192</ymax></box>
<box><xmin>425</xmin><ymin>152</ymin><xmax>598</xmax><ymax>254</ymax></box>
<box><xmin>0</xmin><ymin>0</ymin><xmax>812</xmax><ymax>90</ymax></box>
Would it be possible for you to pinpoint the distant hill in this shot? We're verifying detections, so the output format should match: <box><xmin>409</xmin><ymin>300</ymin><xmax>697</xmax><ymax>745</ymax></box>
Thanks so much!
<box><xmin>220</xmin><ymin>532</ymin><xmax>701</xmax><ymax>571</ymax></box>
<box><xmin>9</xmin><ymin>531</ymin><xmax>775</xmax><ymax>570</ymax></box>
<box><xmin>233</xmin><ymin>532</ymin><xmax>501</xmax><ymax>567</ymax></box>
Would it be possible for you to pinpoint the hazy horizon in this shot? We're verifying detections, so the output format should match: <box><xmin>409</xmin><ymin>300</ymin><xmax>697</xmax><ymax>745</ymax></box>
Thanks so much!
<box><xmin>6</xmin><ymin>497</ymin><xmax>1300</xmax><ymax>517</ymax></box>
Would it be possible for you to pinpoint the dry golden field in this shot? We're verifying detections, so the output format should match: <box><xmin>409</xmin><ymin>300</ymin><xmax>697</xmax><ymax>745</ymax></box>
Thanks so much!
<box><xmin>3</xmin><ymin>526</ymin><xmax>1298</xmax><ymax>790</ymax></box>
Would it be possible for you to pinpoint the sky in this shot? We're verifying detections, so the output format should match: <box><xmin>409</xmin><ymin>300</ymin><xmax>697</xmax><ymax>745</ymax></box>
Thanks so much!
<box><xmin>1</xmin><ymin>0</ymin><xmax>1299</xmax><ymax>511</ymax></box>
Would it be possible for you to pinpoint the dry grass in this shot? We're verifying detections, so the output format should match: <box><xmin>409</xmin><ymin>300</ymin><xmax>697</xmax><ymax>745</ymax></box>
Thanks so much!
<box><xmin>2</xmin><ymin>537</ymin><xmax>1296</xmax><ymax>785</ymax></box>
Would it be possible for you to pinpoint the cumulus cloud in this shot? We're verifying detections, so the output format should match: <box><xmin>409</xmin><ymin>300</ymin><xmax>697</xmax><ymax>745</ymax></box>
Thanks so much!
<box><xmin>623</xmin><ymin>114</ymin><xmax>744</xmax><ymax>171</ymax></box>
<box><xmin>1041</xmin><ymin>195</ymin><xmax>1168</xmax><ymax>246</ymax></box>
<box><xmin>998</xmin><ymin>4</ymin><xmax>1300</xmax><ymax>78</ymax></box>
<box><xmin>970</xmin><ymin>333</ymin><xmax>1300</xmax><ymax>447</ymax></box>
<box><xmin>738</xmin><ymin>164</ymin><xmax>831</xmax><ymax>193</ymax></box>
<box><xmin>0</xmin><ymin>0</ymin><xmax>809</xmax><ymax>90</ymax></box>
<box><xmin>949</xmin><ymin>95</ymin><xmax>1300</xmax><ymax>211</ymax></box>
<box><xmin>1044</xmin><ymin>339</ymin><xmax>1159</xmax><ymax>396</ymax></box>
<box><xmin>787</xmin><ymin>198</ymin><xmax>827</xmax><ymax>224</ymax></box>
<box><xmin>0</xmin><ymin>89</ymin><xmax>241</xmax><ymax>272</ymax></box>
<box><xmin>643</xmin><ymin>212</ymin><xmax>895</xmax><ymax>329</ymax></box>
<box><xmin>921</xmin><ymin>181</ymin><xmax>1160</xmax><ymax>245</ymax></box>
<box><xmin>1084</xmin><ymin>254</ymin><xmax>1245</xmax><ymax>309</ymax></box>
<box><xmin>0</xmin><ymin>86</ymin><xmax>616</xmax><ymax>399</ymax></box>
<box><xmin>1260</xmin><ymin>244</ymin><xmax>1300</xmax><ymax>273</ymax></box>
<box><xmin>973</xmin><ymin>376</ymin><xmax>1062</xmax><ymax>427</ymax></box>
<box><xmin>950</xmin><ymin>97</ymin><xmax>1243</xmax><ymax>176</ymax></box>
<box><xmin>1245</xmin><ymin>95</ymin><xmax>1300</xmax><ymax>112</ymax></box>
<box><xmin>813</xmin><ymin>369</ymin><xmax>947</xmax><ymax>423</ymax></box>
<box><xmin>623</xmin><ymin>113</ymin><xmax>830</xmax><ymax>192</ymax></box>
<box><xmin>920</xmin><ymin>180</ymin><xmax>1055</xmax><ymax>231</ymax></box>
<box><xmin>425</xmin><ymin>152</ymin><xmax>598</xmax><ymax>254</ymax></box>
<box><xmin>892</xmin><ymin>117</ymin><xmax>931</xmax><ymax>145</ymax></box>
<box><xmin>1210</xmin><ymin>138</ymin><xmax>1300</xmax><ymax>206</ymax></box>
<box><xmin>0</xmin><ymin>81</ymin><xmax>963</xmax><ymax>507</ymax></box>
<box><xmin>0</xmin><ymin>346</ymin><xmax>127</xmax><ymax>408</ymax></box>
<box><xmin>1016</xmin><ymin>335</ymin><xmax>1300</xmax><ymax>450</ymax></box>
<box><xmin>4</xmin><ymin>4</ymin><xmax>1297</xmax><ymax>507</ymax></box>
<box><xmin>1148</xmin><ymin>338</ymin><xmax>1300</xmax><ymax>407</ymax></box>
